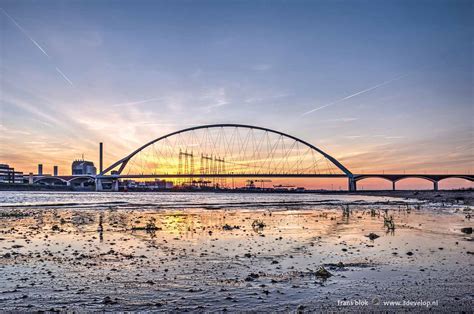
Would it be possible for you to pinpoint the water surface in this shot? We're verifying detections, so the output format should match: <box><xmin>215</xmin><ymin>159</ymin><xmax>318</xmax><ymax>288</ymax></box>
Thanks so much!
<box><xmin>0</xmin><ymin>191</ymin><xmax>472</xmax><ymax>311</ymax></box>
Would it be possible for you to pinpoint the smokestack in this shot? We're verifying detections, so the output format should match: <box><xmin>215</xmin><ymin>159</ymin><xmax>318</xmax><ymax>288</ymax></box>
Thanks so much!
<box><xmin>38</xmin><ymin>164</ymin><xmax>43</xmax><ymax>176</ymax></box>
<box><xmin>99</xmin><ymin>142</ymin><xmax>103</xmax><ymax>173</ymax></box>
<box><xmin>53</xmin><ymin>166</ymin><xmax>58</xmax><ymax>176</ymax></box>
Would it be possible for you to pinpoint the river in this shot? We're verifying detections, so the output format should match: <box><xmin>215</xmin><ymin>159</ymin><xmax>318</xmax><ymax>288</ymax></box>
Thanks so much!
<box><xmin>0</xmin><ymin>191</ymin><xmax>472</xmax><ymax>311</ymax></box>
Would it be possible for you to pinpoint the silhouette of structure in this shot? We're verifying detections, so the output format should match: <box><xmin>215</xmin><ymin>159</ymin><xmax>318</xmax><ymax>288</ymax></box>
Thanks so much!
<box><xmin>93</xmin><ymin>124</ymin><xmax>473</xmax><ymax>191</ymax></box>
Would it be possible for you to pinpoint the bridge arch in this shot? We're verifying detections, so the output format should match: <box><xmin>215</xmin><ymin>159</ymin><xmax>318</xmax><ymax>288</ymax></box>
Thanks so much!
<box><xmin>67</xmin><ymin>176</ymin><xmax>95</xmax><ymax>183</ymax></box>
<box><xmin>101</xmin><ymin>124</ymin><xmax>352</xmax><ymax>178</ymax></box>
<box><xmin>393</xmin><ymin>176</ymin><xmax>437</xmax><ymax>184</ymax></box>
<box><xmin>354</xmin><ymin>175</ymin><xmax>395</xmax><ymax>184</ymax></box>
<box><xmin>437</xmin><ymin>175</ymin><xmax>474</xmax><ymax>183</ymax></box>
<box><xmin>34</xmin><ymin>177</ymin><xmax>68</xmax><ymax>185</ymax></box>
<box><xmin>353</xmin><ymin>176</ymin><xmax>394</xmax><ymax>190</ymax></box>
<box><xmin>437</xmin><ymin>176</ymin><xmax>474</xmax><ymax>190</ymax></box>
<box><xmin>393</xmin><ymin>176</ymin><xmax>437</xmax><ymax>190</ymax></box>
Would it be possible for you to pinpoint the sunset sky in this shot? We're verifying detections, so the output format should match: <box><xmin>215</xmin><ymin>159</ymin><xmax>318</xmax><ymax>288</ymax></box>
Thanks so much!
<box><xmin>1</xmin><ymin>0</ymin><xmax>472</xmax><ymax>189</ymax></box>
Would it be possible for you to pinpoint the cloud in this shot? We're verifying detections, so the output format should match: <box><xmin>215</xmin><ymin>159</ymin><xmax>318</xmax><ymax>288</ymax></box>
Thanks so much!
<box><xmin>302</xmin><ymin>74</ymin><xmax>409</xmax><ymax>116</ymax></box>
<box><xmin>55</xmin><ymin>67</ymin><xmax>74</xmax><ymax>86</ymax></box>
<box><xmin>327</xmin><ymin>117</ymin><xmax>359</xmax><ymax>122</ymax></box>
<box><xmin>202</xmin><ymin>87</ymin><xmax>229</xmax><ymax>110</ymax></box>
<box><xmin>1</xmin><ymin>8</ymin><xmax>49</xmax><ymax>58</ymax></box>
<box><xmin>1</xmin><ymin>8</ymin><xmax>74</xmax><ymax>87</ymax></box>
<box><xmin>2</xmin><ymin>93</ymin><xmax>62</xmax><ymax>126</ymax></box>
<box><xmin>111</xmin><ymin>97</ymin><xmax>161</xmax><ymax>107</ymax></box>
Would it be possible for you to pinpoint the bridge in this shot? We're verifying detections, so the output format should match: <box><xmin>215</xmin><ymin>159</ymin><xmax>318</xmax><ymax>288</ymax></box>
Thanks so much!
<box><xmin>31</xmin><ymin>175</ymin><xmax>95</xmax><ymax>187</ymax></box>
<box><xmin>91</xmin><ymin>124</ymin><xmax>473</xmax><ymax>191</ymax></box>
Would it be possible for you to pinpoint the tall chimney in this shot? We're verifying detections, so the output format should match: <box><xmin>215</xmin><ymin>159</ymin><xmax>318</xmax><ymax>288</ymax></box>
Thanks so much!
<box><xmin>38</xmin><ymin>164</ymin><xmax>43</xmax><ymax>176</ymax></box>
<box><xmin>99</xmin><ymin>142</ymin><xmax>103</xmax><ymax>173</ymax></box>
<box><xmin>53</xmin><ymin>166</ymin><xmax>58</xmax><ymax>176</ymax></box>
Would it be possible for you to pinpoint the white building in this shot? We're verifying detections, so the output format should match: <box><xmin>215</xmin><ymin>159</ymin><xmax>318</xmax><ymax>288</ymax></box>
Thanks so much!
<box><xmin>0</xmin><ymin>164</ymin><xmax>24</xmax><ymax>184</ymax></box>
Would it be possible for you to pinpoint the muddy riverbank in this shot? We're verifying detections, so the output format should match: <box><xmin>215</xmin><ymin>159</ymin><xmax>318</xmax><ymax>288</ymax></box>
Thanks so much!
<box><xmin>353</xmin><ymin>190</ymin><xmax>474</xmax><ymax>205</ymax></box>
<box><xmin>0</xmin><ymin>192</ymin><xmax>472</xmax><ymax>311</ymax></box>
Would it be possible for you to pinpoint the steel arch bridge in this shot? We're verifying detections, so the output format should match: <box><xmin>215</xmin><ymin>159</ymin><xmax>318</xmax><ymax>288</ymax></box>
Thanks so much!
<box><xmin>97</xmin><ymin>124</ymin><xmax>355</xmax><ymax>190</ymax></box>
<box><xmin>96</xmin><ymin>123</ymin><xmax>473</xmax><ymax>191</ymax></box>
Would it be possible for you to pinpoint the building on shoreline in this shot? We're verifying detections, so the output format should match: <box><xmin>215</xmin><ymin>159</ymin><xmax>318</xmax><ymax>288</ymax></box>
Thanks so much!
<box><xmin>0</xmin><ymin>163</ymin><xmax>24</xmax><ymax>184</ymax></box>
<box><xmin>123</xmin><ymin>179</ymin><xmax>174</xmax><ymax>190</ymax></box>
<box><xmin>72</xmin><ymin>160</ymin><xmax>97</xmax><ymax>175</ymax></box>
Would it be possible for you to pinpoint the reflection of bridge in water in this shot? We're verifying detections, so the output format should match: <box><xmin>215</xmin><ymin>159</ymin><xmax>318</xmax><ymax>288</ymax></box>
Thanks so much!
<box><xmin>32</xmin><ymin>124</ymin><xmax>474</xmax><ymax>191</ymax></box>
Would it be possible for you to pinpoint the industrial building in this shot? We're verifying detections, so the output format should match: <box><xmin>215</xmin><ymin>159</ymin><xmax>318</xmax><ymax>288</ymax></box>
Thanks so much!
<box><xmin>123</xmin><ymin>179</ymin><xmax>174</xmax><ymax>190</ymax></box>
<box><xmin>71</xmin><ymin>160</ymin><xmax>97</xmax><ymax>175</ymax></box>
<box><xmin>0</xmin><ymin>163</ymin><xmax>24</xmax><ymax>184</ymax></box>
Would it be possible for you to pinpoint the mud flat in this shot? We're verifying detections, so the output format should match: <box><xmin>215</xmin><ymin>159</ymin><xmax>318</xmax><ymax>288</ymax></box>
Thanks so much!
<box><xmin>0</xmin><ymin>193</ymin><xmax>472</xmax><ymax>311</ymax></box>
<box><xmin>353</xmin><ymin>190</ymin><xmax>474</xmax><ymax>205</ymax></box>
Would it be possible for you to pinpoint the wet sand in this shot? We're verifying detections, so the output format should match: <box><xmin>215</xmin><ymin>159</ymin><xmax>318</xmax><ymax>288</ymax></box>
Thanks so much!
<box><xmin>0</xmin><ymin>195</ymin><xmax>473</xmax><ymax>311</ymax></box>
<box><xmin>354</xmin><ymin>190</ymin><xmax>474</xmax><ymax>205</ymax></box>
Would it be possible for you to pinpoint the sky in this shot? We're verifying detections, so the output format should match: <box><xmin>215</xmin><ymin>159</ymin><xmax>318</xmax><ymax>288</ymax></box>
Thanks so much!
<box><xmin>0</xmin><ymin>0</ymin><xmax>473</xmax><ymax>189</ymax></box>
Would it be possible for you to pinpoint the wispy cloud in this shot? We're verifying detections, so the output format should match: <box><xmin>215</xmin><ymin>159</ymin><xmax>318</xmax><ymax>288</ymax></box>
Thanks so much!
<box><xmin>202</xmin><ymin>87</ymin><xmax>229</xmax><ymax>110</ymax></box>
<box><xmin>2</xmin><ymin>93</ymin><xmax>62</xmax><ymax>126</ymax></box>
<box><xmin>302</xmin><ymin>74</ymin><xmax>408</xmax><ymax>116</ymax></box>
<box><xmin>111</xmin><ymin>97</ymin><xmax>161</xmax><ymax>107</ymax></box>
<box><xmin>327</xmin><ymin>117</ymin><xmax>359</xmax><ymax>122</ymax></box>
<box><xmin>55</xmin><ymin>67</ymin><xmax>74</xmax><ymax>86</ymax></box>
<box><xmin>142</xmin><ymin>122</ymin><xmax>198</xmax><ymax>127</ymax></box>
<box><xmin>1</xmin><ymin>8</ymin><xmax>49</xmax><ymax>58</ymax></box>
<box><xmin>1</xmin><ymin>8</ymin><xmax>74</xmax><ymax>87</ymax></box>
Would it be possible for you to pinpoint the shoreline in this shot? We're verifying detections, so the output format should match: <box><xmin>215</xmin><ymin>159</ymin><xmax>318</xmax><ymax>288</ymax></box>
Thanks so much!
<box><xmin>0</xmin><ymin>197</ymin><xmax>472</xmax><ymax>311</ymax></box>
<box><xmin>351</xmin><ymin>190</ymin><xmax>474</xmax><ymax>205</ymax></box>
<box><xmin>1</xmin><ymin>185</ymin><xmax>472</xmax><ymax>204</ymax></box>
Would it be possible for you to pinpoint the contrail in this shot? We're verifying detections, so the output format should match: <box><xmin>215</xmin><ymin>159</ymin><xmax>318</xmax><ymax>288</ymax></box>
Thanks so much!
<box><xmin>112</xmin><ymin>97</ymin><xmax>161</xmax><ymax>107</ymax></box>
<box><xmin>1</xmin><ymin>8</ymin><xmax>49</xmax><ymax>58</ymax></box>
<box><xmin>2</xmin><ymin>8</ymin><xmax>74</xmax><ymax>86</ymax></box>
<box><xmin>55</xmin><ymin>67</ymin><xmax>74</xmax><ymax>86</ymax></box>
<box><xmin>302</xmin><ymin>74</ymin><xmax>408</xmax><ymax>116</ymax></box>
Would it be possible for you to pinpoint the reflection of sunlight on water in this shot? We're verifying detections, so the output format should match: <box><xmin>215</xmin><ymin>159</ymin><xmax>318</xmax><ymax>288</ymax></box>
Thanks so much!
<box><xmin>162</xmin><ymin>213</ymin><xmax>188</xmax><ymax>234</ymax></box>
<box><xmin>0</xmin><ymin>199</ymin><xmax>472</xmax><ymax>311</ymax></box>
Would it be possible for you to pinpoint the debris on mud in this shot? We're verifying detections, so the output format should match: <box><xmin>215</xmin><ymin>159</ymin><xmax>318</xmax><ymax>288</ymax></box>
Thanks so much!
<box><xmin>366</xmin><ymin>233</ymin><xmax>380</xmax><ymax>240</ymax></box>
<box><xmin>103</xmin><ymin>296</ymin><xmax>118</xmax><ymax>305</ymax></box>
<box><xmin>245</xmin><ymin>273</ymin><xmax>260</xmax><ymax>281</ymax></box>
<box><xmin>341</xmin><ymin>204</ymin><xmax>350</xmax><ymax>217</ymax></box>
<box><xmin>314</xmin><ymin>266</ymin><xmax>332</xmax><ymax>279</ymax></box>
<box><xmin>222</xmin><ymin>224</ymin><xmax>240</xmax><ymax>231</ymax></box>
<box><xmin>0</xmin><ymin>192</ymin><xmax>473</xmax><ymax>312</ymax></box>
<box><xmin>384</xmin><ymin>215</ymin><xmax>395</xmax><ymax>230</ymax></box>
<box><xmin>131</xmin><ymin>217</ymin><xmax>161</xmax><ymax>232</ymax></box>
<box><xmin>252</xmin><ymin>219</ymin><xmax>266</xmax><ymax>230</ymax></box>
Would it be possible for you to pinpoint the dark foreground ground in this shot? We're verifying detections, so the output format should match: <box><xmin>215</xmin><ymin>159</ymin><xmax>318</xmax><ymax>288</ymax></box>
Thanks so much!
<box><xmin>0</xmin><ymin>191</ymin><xmax>472</xmax><ymax>312</ymax></box>
<box><xmin>354</xmin><ymin>190</ymin><xmax>474</xmax><ymax>205</ymax></box>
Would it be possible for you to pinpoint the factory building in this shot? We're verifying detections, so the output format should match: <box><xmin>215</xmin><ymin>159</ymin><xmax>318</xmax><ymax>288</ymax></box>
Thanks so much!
<box><xmin>71</xmin><ymin>160</ymin><xmax>97</xmax><ymax>175</ymax></box>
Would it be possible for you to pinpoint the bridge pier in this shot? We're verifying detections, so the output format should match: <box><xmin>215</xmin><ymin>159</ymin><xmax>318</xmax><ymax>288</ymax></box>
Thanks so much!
<box><xmin>112</xmin><ymin>180</ymin><xmax>119</xmax><ymax>192</ymax></box>
<box><xmin>392</xmin><ymin>181</ymin><xmax>396</xmax><ymax>191</ymax></box>
<box><xmin>348</xmin><ymin>176</ymin><xmax>357</xmax><ymax>192</ymax></box>
<box><xmin>433</xmin><ymin>181</ymin><xmax>439</xmax><ymax>191</ymax></box>
<box><xmin>95</xmin><ymin>178</ymin><xmax>103</xmax><ymax>192</ymax></box>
